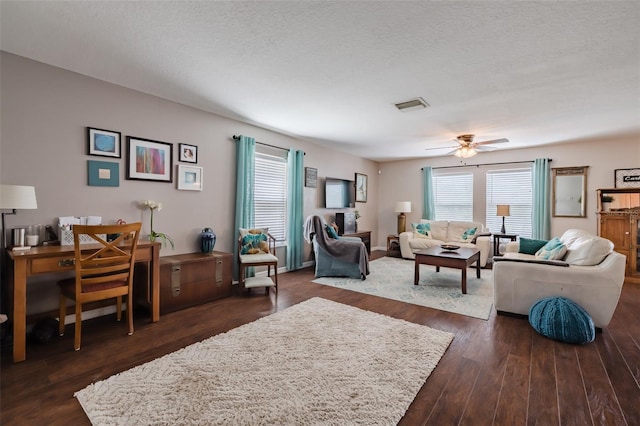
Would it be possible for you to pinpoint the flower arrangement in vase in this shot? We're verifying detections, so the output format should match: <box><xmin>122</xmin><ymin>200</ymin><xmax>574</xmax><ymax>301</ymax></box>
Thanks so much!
<box><xmin>140</xmin><ymin>200</ymin><xmax>174</xmax><ymax>249</ymax></box>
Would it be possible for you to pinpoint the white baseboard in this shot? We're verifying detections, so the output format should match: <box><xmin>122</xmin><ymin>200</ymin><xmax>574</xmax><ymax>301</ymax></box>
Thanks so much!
<box><xmin>60</xmin><ymin>305</ymin><xmax>119</xmax><ymax>325</ymax></box>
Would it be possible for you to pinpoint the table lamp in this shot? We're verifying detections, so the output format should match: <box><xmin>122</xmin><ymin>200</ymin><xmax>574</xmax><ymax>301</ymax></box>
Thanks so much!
<box><xmin>496</xmin><ymin>204</ymin><xmax>510</xmax><ymax>234</ymax></box>
<box><xmin>394</xmin><ymin>201</ymin><xmax>412</xmax><ymax>234</ymax></box>
<box><xmin>1</xmin><ymin>185</ymin><xmax>38</xmax><ymax>248</ymax></box>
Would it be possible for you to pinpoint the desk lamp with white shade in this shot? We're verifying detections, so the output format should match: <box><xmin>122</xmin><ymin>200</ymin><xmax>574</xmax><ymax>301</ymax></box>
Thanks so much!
<box><xmin>0</xmin><ymin>185</ymin><xmax>38</xmax><ymax>249</ymax></box>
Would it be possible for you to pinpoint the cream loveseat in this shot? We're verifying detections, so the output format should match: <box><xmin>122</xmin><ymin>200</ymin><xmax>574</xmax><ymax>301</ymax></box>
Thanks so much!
<box><xmin>399</xmin><ymin>220</ymin><xmax>491</xmax><ymax>267</ymax></box>
<box><xmin>493</xmin><ymin>229</ymin><xmax>626</xmax><ymax>328</ymax></box>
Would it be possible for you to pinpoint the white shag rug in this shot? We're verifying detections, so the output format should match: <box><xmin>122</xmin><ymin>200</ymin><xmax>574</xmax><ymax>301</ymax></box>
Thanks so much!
<box><xmin>313</xmin><ymin>257</ymin><xmax>494</xmax><ymax>320</ymax></box>
<box><xmin>75</xmin><ymin>297</ymin><xmax>453</xmax><ymax>425</ymax></box>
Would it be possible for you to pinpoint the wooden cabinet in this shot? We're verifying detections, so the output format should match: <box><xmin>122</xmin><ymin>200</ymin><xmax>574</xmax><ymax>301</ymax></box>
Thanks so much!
<box><xmin>159</xmin><ymin>252</ymin><xmax>232</xmax><ymax>313</ymax></box>
<box><xmin>343</xmin><ymin>230</ymin><xmax>371</xmax><ymax>255</ymax></box>
<box><xmin>597</xmin><ymin>188</ymin><xmax>640</xmax><ymax>284</ymax></box>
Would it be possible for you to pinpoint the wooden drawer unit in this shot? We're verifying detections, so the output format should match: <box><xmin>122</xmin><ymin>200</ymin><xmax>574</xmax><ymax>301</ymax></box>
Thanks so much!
<box><xmin>159</xmin><ymin>252</ymin><xmax>232</xmax><ymax>313</ymax></box>
<box><xmin>30</xmin><ymin>256</ymin><xmax>74</xmax><ymax>274</ymax></box>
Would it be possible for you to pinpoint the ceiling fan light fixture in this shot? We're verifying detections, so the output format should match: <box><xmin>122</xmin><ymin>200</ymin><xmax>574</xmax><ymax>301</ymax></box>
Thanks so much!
<box><xmin>453</xmin><ymin>146</ymin><xmax>477</xmax><ymax>158</ymax></box>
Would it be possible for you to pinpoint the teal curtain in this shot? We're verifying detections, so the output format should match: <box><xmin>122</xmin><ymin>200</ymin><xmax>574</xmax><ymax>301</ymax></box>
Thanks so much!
<box><xmin>422</xmin><ymin>166</ymin><xmax>436</xmax><ymax>220</ymax></box>
<box><xmin>233</xmin><ymin>135</ymin><xmax>256</xmax><ymax>279</ymax></box>
<box><xmin>532</xmin><ymin>158</ymin><xmax>551</xmax><ymax>240</ymax></box>
<box><xmin>286</xmin><ymin>149</ymin><xmax>305</xmax><ymax>270</ymax></box>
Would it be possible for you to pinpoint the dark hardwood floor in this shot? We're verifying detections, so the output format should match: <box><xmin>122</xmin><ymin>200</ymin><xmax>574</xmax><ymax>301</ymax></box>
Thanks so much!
<box><xmin>2</xmin><ymin>251</ymin><xmax>639</xmax><ymax>425</ymax></box>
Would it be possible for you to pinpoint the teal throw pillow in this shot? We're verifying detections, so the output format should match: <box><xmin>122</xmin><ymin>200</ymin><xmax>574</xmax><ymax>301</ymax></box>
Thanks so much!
<box><xmin>535</xmin><ymin>237</ymin><xmax>567</xmax><ymax>260</ymax></box>
<box><xmin>240</xmin><ymin>232</ymin><xmax>268</xmax><ymax>255</ymax></box>
<box><xmin>460</xmin><ymin>227</ymin><xmax>477</xmax><ymax>241</ymax></box>
<box><xmin>519</xmin><ymin>237</ymin><xmax>548</xmax><ymax>255</ymax></box>
<box><xmin>412</xmin><ymin>223</ymin><xmax>431</xmax><ymax>239</ymax></box>
<box><xmin>325</xmin><ymin>224</ymin><xmax>339</xmax><ymax>239</ymax></box>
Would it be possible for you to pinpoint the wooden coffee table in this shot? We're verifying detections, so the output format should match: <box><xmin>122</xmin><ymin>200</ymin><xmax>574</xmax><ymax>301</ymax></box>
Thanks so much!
<box><xmin>414</xmin><ymin>246</ymin><xmax>481</xmax><ymax>294</ymax></box>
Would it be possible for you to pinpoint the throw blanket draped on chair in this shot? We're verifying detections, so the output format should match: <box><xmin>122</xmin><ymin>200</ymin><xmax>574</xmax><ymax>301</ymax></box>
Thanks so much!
<box><xmin>307</xmin><ymin>216</ymin><xmax>369</xmax><ymax>279</ymax></box>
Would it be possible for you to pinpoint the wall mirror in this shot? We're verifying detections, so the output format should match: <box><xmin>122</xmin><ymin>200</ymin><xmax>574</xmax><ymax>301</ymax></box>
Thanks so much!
<box><xmin>552</xmin><ymin>166</ymin><xmax>589</xmax><ymax>217</ymax></box>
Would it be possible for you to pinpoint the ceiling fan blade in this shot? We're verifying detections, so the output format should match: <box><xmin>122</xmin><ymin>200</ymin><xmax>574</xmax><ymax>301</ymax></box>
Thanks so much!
<box><xmin>424</xmin><ymin>144</ymin><xmax>458</xmax><ymax>151</ymax></box>
<box><xmin>474</xmin><ymin>145</ymin><xmax>498</xmax><ymax>152</ymax></box>
<box><xmin>474</xmin><ymin>138</ymin><xmax>509</xmax><ymax>146</ymax></box>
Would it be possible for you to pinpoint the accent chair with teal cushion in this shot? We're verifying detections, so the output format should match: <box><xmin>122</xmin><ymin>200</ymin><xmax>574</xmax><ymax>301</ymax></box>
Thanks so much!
<box><xmin>529</xmin><ymin>296</ymin><xmax>595</xmax><ymax>344</ymax></box>
<box><xmin>237</xmin><ymin>228</ymin><xmax>278</xmax><ymax>294</ymax></box>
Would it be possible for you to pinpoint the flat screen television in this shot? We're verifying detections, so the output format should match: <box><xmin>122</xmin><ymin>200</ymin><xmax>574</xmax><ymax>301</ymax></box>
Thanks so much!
<box><xmin>325</xmin><ymin>177</ymin><xmax>354</xmax><ymax>208</ymax></box>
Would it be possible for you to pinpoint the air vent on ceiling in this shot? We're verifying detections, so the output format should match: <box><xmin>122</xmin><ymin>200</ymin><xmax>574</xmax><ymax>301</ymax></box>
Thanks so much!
<box><xmin>394</xmin><ymin>97</ymin><xmax>429</xmax><ymax>112</ymax></box>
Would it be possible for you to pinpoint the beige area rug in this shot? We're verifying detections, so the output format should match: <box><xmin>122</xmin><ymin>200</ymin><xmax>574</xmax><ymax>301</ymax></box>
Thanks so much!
<box><xmin>313</xmin><ymin>256</ymin><xmax>494</xmax><ymax>320</ymax></box>
<box><xmin>75</xmin><ymin>297</ymin><xmax>454</xmax><ymax>425</ymax></box>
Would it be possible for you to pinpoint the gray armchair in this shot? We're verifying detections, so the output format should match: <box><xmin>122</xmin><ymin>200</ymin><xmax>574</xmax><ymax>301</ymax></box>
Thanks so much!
<box><xmin>307</xmin><ymin>216</ymin><xmax>369</xmax><ymax>280</ymax></box>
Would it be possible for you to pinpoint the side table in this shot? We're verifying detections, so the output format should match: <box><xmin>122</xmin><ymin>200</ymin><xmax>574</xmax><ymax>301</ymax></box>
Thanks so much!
<box><xmin>343</xmin><ymin>230</ymin><xmax>371</xmax><ymax>255</ymax></box>
<box><xmin>387</xmin><ymin>234</ymin><xmax>401</xmax><ymax>257</ymax></box>
<box><xmin>493</xmin><ymin>233</ymin><xmax>518</xmax><ymax>257</ymax></box>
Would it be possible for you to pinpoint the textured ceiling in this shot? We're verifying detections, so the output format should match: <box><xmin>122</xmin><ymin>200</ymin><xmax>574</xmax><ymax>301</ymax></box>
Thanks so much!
<box><xmin>1</xmin><ymin>1</ymin><xmax>639</xmax><ymax>161</ymax></box>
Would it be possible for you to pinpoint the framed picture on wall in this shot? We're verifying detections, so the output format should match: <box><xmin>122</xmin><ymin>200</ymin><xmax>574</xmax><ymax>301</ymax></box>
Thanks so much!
<box><xmin>355</xmin><ymin>172</ymin><xmax>368</xmax><ymax>203</ymax></box>
<box><xmin>177</xmin><ymin>164</ymin><xmax>203</xmax><ymax>191</ymax></box>
<box><xmin>305</xmin><ymin>167</ymin><xmax>318</xmax><ymax>188</ymax></box>
<box><xmin>87</xmin><ymin>127</ymin><xmax>121</xmax><ymax>158</ymax></box>
<box><xmin>126</xmin><ymin>136</ymin><xmax>173</xmax><ymax>182</ymax></box>
<box><xmin>615</xmin><ymin>168</ymin><xmax>640</xmax><ymax>188</ymax></box>
<box><xmin>179</xmin><ymin>143</ymin><xmax>198</xmax><ymax>163</ymax></box>
<box><xmin>87</xmin><ymin>160</ymin><xmax>119</xmax><ymax>187</ymax></box>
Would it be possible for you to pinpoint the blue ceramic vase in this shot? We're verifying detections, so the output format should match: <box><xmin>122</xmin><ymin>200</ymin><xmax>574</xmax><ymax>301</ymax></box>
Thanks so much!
<box><xmin>200</xmin><ymin>227</ymin><xmax>216</xmax><ymax>253</ymax></box>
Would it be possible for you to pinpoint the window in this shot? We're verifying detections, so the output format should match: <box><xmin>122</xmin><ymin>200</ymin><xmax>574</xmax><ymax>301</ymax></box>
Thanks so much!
<box><xmin>255</xmin><ymin>152</ymin><xmax>287</xmax><ymax>242</ymax></box>
<box><xmin>486</xmin><ymin>167</ymin><xmax>533</xmax><ymax>237</ymax></box>
<box><xmin>433</xmin><ymin>172</ymin><xmax>473</xmax><ymax>221</ymax></box>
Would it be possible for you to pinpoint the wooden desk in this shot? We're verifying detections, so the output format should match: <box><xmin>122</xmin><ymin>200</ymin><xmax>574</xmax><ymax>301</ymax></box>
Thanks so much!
<box><xmin>6</xmin><ymin>241</ymin><xmax>161</xmax><ymax>363</ymax></box>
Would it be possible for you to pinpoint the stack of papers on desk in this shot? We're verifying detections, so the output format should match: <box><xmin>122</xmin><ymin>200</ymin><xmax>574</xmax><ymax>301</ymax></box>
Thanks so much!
<box><xmin>59</xmin><ymin>216</ymin><xmax>102</xmax><ymax>229</ymax></box>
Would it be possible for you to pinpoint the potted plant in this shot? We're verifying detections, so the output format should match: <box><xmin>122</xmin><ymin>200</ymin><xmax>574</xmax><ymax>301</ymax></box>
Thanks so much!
<box><xmin>601</xmin><ymin>195</ymin><xmax>614</xmax><ymax>212</ymax></box>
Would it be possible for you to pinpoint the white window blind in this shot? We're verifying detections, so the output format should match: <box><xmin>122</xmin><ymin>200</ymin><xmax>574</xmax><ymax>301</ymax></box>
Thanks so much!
<box><xmin>486</xmin><ymin>167</ymin><xmax>533</xmax><ymax>237</ymax></box>
<box><xmin>433</xmin><ymin>172</ymin><xmax>473</xmax><ymax>221</ymax></box>
<box><xmin>255</xmin><ymin>152</ymin><xmax>287</xmax><ymax>242</ymax></box>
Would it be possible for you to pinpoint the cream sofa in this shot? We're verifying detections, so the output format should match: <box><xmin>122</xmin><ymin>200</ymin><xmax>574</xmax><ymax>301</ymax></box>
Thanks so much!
<box><xmin>493</xmin><ymin>229</ymin><xmax>626</xmax><ymax>328</ymax></box>
<box><xmin>399</xmin><ymin>220</ymin><xmax>491</xmax><ymax>267</ymax></box>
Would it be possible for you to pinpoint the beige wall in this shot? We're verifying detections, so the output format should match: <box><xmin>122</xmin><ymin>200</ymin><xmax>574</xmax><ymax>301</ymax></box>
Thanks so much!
<box><xmin>0</xmin><ymin>52</ymin><xmax>379</xmax><ymax>314</ymax></box>
<box><xmin>378</xmin><ymin>136</ymin><xmax>639</xmax><ymax>240</ymax></box>
<box><xmin>0</xmin><ymin>52</ymin><xmax>379</xmax><ymax>259</ymax></box>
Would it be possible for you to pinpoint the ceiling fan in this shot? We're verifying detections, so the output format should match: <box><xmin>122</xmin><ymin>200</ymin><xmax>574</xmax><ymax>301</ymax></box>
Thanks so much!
<box><xmin>426</xmin><ymin>134</ymin><xmax>509</xmax><ymax>158</ymax></box>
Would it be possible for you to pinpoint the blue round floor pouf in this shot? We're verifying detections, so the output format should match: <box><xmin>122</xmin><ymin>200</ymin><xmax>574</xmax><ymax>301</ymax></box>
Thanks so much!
<box><xmin>529</xmin><ymin>297</ymin><xmax>595</xmax><ymax>344</ymax></box>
